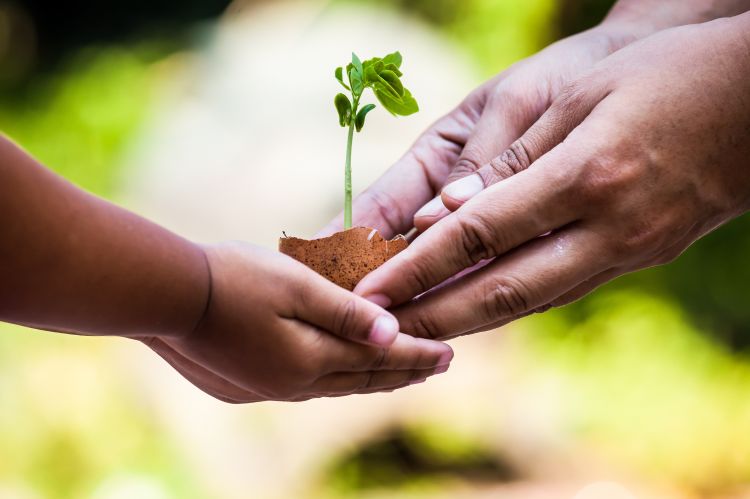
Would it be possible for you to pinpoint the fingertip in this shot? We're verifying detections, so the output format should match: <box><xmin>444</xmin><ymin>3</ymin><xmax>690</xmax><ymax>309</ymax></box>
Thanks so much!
<box><xmin>437</xmin><ymin>348</ymin><xmax>454</xmax><ymax>366</ymax></box>
<box><xmin>434</xmin><ymin>364</ymin><xmax>450</xmax><ymax>375</ymax></box>
<box><xmin>441</xmin><ymin>174</ymin><xmax>485</xmax><ymax>208</ymax></box>
<box><xmin>368</xmin><ymin>315</ymin><xmax>399</xmax><ymax>347</ymax></box>
<box><xmin>414</xmin><ymin>197</ymin><xmax>451</xmax><ymax>232</ymax></box>
<box><xmin>362</xmin><ymin>293</ymin><xmax>391</xmax><ymax>309</ymax></box>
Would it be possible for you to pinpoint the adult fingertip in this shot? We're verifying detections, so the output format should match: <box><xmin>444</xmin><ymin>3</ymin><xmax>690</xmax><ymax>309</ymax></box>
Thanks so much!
<box><xmin>441</xmin><ymin>174</ymin><xmax>485</xmax><ymax>208</ymax></box>
<box><xmin>369</xmin><ymin>315</ymin><xmax>399</xmax><ymax>347</ymax></box>
<box><xmin>361</xmin><ymin>293</ymin><xmax>391</xmax><ymax>309</ymax></box>
<box><xmin>414</xmin><ymin>197</ymin><xmax>452</xmax><ymax>232</ymax></box>
<box><xmin>414</xmin><ymin>196</ymin><xmax>446</xmax><ymax>219</ymax></box>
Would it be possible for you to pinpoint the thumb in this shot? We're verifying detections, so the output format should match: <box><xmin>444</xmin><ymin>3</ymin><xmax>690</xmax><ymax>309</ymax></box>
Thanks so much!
<box><xmin>293</xmin><ymin>265</ymin><xmax>403</xmax><ymax>347</ymax></box>
<box><xmin>441</xmin><ymin>76</ymin><xmax>611</xmax><ymax>211</ymax></box>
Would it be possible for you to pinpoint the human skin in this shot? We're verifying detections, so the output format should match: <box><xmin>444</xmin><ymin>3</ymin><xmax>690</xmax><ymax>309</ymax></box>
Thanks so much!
<box><xmin>0</xmin><ymin>137</ymin><xmax>452</xmax><ymax>402</ymax></box>
<box><xmin>319</xmin><ymin>0</ymin><xmax>750</xmax><ymax>242</ymax></box>
<box><xmin>354</xmin><ymin>12</ymin><xmax>750</xmax><ymax>339</ymax></box>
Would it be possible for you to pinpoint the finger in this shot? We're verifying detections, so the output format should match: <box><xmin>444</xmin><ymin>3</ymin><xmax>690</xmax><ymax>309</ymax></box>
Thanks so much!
<box><xmin>316</xmin><ymin>112</ymin><xmax>472</xmax><ymax>239</ymax></box>
<box><xmin>549</xmin><ymin>267</ymin><xmax>623</xmax><ymax>308</ymax></box>
<box><xmin>144</xmin><ymin>337</ymin><xmax>263</xmax><ymax>403</ymax></box>
<box><xmin>444</xmin><ymin>85</ymin><xmax>543</xmax><ymax>186</ymax></box>
<box><xmin>318</xmin><ymin>331</ymin><xmax>453</xmax><ymax>375</ymax></box>
<box><xmin>309</xmin><ymin>365</ymin><xmax>449</xmax><ymax>395</ymax></box>
<box><xmin>413</xmin><ymin>86</ymin><xmax>545</xmax><ymax>232</ymax></box>
<box><xmin>392</xmin><ymin>225</ymin><xmax>612</xmax><ymax>340</ymax></box>
<box><xmin>442</xmin><ymin>76</ymin><xmax>610</xmax><ymax>210</ymax></box>
<box><xmin>456</xmin><ymin>268</ymin><xmax>622</xmax><ymax>338</ymax></box>
<box><xmin>413</xmin><ymin>196</ymin><xmax>452</xmax><ymax>233</ymax></box>
<box><xmin>355</xmin><ymin>149</ymin><xmax>583</xmax><ymax>307</ymax></box>
<box><xmin>291</xmin><ymin>265</ymin><xmax>401</xmax><ymax>347</ymax></box>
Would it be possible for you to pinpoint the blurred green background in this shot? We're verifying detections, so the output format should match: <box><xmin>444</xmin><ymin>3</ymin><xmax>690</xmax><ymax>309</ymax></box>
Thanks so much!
<box><xmin>2</xmin><ymin>0</ymin><xmax>750</xmax><ymax>498</ymax></box>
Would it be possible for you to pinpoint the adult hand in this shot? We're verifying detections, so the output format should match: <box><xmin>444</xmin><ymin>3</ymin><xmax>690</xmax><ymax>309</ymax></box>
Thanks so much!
<box><xmin>318</xmin><ymin>21</ymin><xmax>642</xmax><ymax>239</ymax></box>
<box><xmin>143</xmin><ymin>244</ymin><xmax>453</xmax><ymax>403</ymax></box>
<box><xmin>354</xmin><ymin>14</ymin><xmax>750</xmax><ymax>339</ymax></box>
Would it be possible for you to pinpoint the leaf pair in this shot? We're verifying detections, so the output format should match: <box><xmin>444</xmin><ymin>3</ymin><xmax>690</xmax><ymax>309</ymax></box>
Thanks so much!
<box><xmin>334</xmin><ymin>51</ymin><xmax>419</xmax><ymax>133</ymax></box>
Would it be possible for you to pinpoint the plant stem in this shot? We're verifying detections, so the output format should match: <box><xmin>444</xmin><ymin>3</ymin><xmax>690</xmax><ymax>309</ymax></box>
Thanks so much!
<box><xmin>344</xmin><ymin>107</ymin><xmax>356</xmax><ymax>229</ymax></box>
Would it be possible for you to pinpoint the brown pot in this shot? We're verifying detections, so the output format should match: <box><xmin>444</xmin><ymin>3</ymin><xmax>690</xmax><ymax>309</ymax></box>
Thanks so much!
<box><xmin>279</xmin><ymin>227</ymin><xmax>408</xmax><ymax>291</ymax></box>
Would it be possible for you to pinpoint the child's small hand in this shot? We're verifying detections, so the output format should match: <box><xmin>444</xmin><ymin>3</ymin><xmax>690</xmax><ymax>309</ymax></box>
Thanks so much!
<box><xmin>143</xmin><ymin>242</ymin><xmax>453</xmax><ymax>403</ymax></box>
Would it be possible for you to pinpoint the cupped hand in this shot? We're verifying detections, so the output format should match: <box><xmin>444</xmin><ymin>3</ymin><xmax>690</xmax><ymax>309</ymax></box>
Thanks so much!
<box><xmin>318</xmin><ymin>22</ymin><xmax>640</xmax><ymax>239</ymax></box>
<box><xmin>142</xmin><ymin>243</ymin><xmax>453</xmax><ymax>402</ymax></box>
<box><xmin>354</xmin><ymin>14</ymin><xmax>750</xmax><ymax>339</ymax></box>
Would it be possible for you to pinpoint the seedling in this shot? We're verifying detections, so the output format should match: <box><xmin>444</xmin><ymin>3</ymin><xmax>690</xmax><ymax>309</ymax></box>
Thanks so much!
<box><xmin>334</xmin><ymin>51</ymin><xmax>419</xmax><ymax>229</ymax></box>
<box><xmin>279</xmin><ymin>51</ymin><xmax>417</xmax><ymax>290</ymax></box>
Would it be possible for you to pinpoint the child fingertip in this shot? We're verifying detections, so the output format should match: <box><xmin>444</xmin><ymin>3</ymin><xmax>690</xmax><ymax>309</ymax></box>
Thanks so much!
<box><xmin>369</xmin><ymin>315</ymin><xmax>399</xmax><ymax>346</ymax></box>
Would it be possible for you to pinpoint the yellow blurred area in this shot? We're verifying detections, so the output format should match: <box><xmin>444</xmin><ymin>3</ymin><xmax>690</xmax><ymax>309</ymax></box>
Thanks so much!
<box><xmin>2</xmin><ymin>1</ymin><xmax>750</xmax><ymax>498</ymax></box>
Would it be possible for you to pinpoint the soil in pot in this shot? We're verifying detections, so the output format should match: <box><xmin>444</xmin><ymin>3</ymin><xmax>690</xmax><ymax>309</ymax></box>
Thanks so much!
<box><xmin>279</xmin><ymin>227</ymin><xmax>407</xmax><ymax>291</ymax></box>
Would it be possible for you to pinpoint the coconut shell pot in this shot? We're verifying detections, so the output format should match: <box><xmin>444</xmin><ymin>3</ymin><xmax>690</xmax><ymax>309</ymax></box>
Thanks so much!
<box><xmin>279</xmin><ymin>227</ymin><xmax>408</xmax><ymax>291</ymax></box>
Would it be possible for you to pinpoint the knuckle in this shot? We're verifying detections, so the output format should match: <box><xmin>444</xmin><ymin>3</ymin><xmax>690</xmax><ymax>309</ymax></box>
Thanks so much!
<box><xmin>454</xmin><ymin>210</ymin><xmax>504</xmax><ymax>264</ymax></box>
<box><xmin>606</xmin><ymin>223</ymin><xmax>659</xmax><ymax>260</ymax></box>
<box><xmin>400</xmin><ymin>251</ymin><xmax>438</xmax><ymax>295</ymax></box>
<box><xmin>332</xmin><ymin>299</ymin><xmax>365</xmax><ymax>341</ymax></box>
<box><xmin>576</xmin><ymin>155</ymin><xmax>627</xmax><ymax>206</ymax></box>
<box><xmin>452</xmin><ymin>155</ymin><xmax>483</xmax><ymax>178</ymax></box>
<box><xmin>502</xmin><ymin>139</ymin><xmax>533</xmax><ymax>173</ymax></box>
<box><xmin>409</xmin><ymin>312</ymin><xmax>445</xmax><ymax>340</ymax></box>
<box><xmin>483</xmin><ymin>139</ymin><xmax>533</xmax><ymax>184</ymax></box>
<box><xmin>369</xmin><ymin>347</ymin><xmax>389</xmax><ymax>370</ymax></box>
<box><xmin>481</xmin><ymin>277</ymin><xmax>531</xmax><ymax>320</ymax></box>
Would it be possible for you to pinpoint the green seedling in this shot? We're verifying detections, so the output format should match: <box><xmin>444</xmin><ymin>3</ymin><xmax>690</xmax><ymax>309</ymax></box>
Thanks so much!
<box><xmin>334</xmin><ymin>51</ymin><xmax>419</xmax><ymax>229</ymax></box>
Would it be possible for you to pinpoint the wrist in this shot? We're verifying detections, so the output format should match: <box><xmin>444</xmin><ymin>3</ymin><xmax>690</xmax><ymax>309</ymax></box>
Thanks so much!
<box><xmin>181</xmin><ymin>243</ymin><xmax>214</xmax><ymax>342</ymax></box>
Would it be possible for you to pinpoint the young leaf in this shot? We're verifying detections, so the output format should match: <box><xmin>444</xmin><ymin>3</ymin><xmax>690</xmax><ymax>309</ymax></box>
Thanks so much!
<box><xmin>335</xmin><ymin>67</ymin><xmax>350</xmax><ymax>90</ymax></box>
<box><xmin>355</xmin><ymin>104</ymin><xmax>376</xmax><ymax>132</ymax></box>
<box><xmin>349</xmin><ymin>68</ymin><xmax>364</xmax><ymax>95</ymax></box>
<box><xmin>374</xmin><ymin>86</ymin><xmax>419</xmax><ymax>116</ymax></box>
<box><xmin>379</xmin><ymin>70</ymin><xmax>404</xmax><ymax>96</ymax></box>
<box><xmin>384</xmin><ymin>63</ymin><xmax>403</xmax><ymax>77</ymax></box>
<box><xmin>334</xmin><ymin>93</ymin><xmax>352</xmax><ymax>127</ymax></box>
<box><xmin>351</xmin><ymin>52</ymin><xmax>364</xmax><ymax>78</ymax></box>
<box><xmin>382</xmin><ymin>51</ymin><xmax>403</xmax><ymax>68</ymax></box>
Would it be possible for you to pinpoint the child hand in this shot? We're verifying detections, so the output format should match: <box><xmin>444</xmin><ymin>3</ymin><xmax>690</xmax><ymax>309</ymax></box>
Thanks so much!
<box><xmin>143</xmin><ymin>242</ymin><xmax>453</xmax><ymax>403</ymax></box>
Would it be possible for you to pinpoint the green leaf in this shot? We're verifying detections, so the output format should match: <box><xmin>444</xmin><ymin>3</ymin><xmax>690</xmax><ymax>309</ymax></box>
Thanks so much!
<box><xmin>374</xmin><ymin>86</ymin><xmax>419</xmax><ymax>116</ymax></box>
<box><xmin>382</xmin><ymin>51</ymin><xmax>403</xmax><ymax>68</ymax></box>
<box><xmin>355</xmin><ymin>104</ymin><xmax>376</xmax><ymax>132</ymax></box>
<box><xmin>384</xmin><ymin>63</ymin><xmax>403</xmax><ymax>77</ymax></box>
<box><xmin>379</xmin><ymin>70</ymin><xmax>404</xmax><ymax>96</ymax></box>
<box><xmin>335</xmin><ymin>67</ymin><xmax>350</xmax><ymax>90</ymax></box>
<box><xmin>363</xmin><ymin>65</ymin><xmax>380</xmax><ymax>87</ymax></box>
<box><xmin>349</xmin><ymin>68</ymin><xmax>364</xmax><ymax>95</ymax></box>
<box><xmin>351</xmin><ymin>52</ymin><xmax>364</xmax><ymax>78</ymax></box>
<box><xmin>334</xmin><ymin>93</ymin><xmax>352</xmax><ymax>126</ymax></box>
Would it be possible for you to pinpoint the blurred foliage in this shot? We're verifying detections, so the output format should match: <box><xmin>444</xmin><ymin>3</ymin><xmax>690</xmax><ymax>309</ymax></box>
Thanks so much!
<box><xmin>0</xmin><ymin>45</ymin><xmax>164</xmax><ymax>196</ymax></box>
<box><xmin>521</xmin><ymin>291</ymin><xmax>750</xmax><ymax>494</ymax></box>
<box><xmin>354</xmin><ymin>0</ymin><xmax>558</xmax><ymax>75</ymax></box>
<box><xmin>0</xmin><ymin>323</ymin><xmax>207</xmax><ymax>499</ymax></box>
<box><xmin>325</xmin><ymin>425</ymin><xmax>516</xmax><ymax>494</ymax></box>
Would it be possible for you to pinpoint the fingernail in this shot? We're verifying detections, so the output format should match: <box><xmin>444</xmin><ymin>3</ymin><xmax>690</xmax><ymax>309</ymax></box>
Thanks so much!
<box><xmin>434</xmin><ymin>364</ymin><xmax>450</xmax><ymax>375</ymax></box>
<box><xmin>438</xmin><ymin>350</ymin><xmax>454</xmax><ymax>366</ymax></box>
<box><xmin>369</xmin><ymin>315</ymin><xmax>399</xmax><ymax>346</ymax></box>
<box><xmin>363</xmin><ymin>293</ymin><xmax>391</xmax><ymax>309</ymax></box>
<box><xmin>414</xmin><ymin>197</ymin><xmax>446</xmax><ymax>219</ymax></box>
<box><xmin>442</xmin><ymin>174</ymin><xmax>485</xmax><ymax>203</ymax></box>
